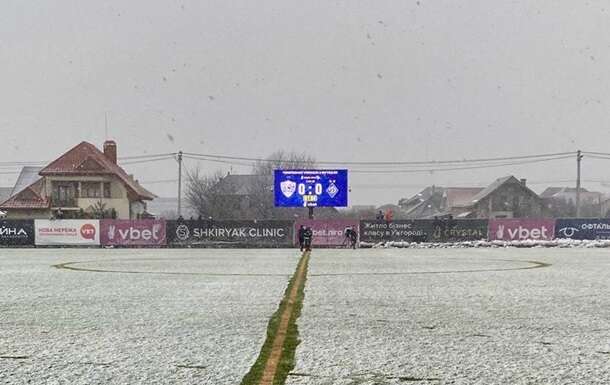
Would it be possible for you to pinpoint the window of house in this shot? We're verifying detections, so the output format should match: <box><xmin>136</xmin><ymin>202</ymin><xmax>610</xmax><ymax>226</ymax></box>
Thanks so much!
<box><xmin>52</xmin><ymin>182</ymin><xmax>78</xmax><ymax>202</ymax></box>
<box><xmin>81</xmin><ymin>182</ymin><xmax>101</xmax><ymax>198</ymax></box>
<box><xmin>103</xmin><ymin>182</ymin><xmax>111</xmax><ymax>198</ymax></box>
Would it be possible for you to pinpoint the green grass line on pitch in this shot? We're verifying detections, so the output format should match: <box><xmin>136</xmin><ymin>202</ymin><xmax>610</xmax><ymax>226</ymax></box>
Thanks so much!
<box><xmin>240</xmin><ymin>251</ymin><xmax>310</xmax><ymax>385</ymax></box>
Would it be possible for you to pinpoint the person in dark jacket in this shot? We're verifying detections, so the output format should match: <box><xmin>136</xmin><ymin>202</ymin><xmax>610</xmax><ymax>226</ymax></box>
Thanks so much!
<box><xmin>297</xmin><ymin>225</ymin><xmax>306</xmax><ymax>251</ymax></box>
<box><xmin>302</xmin><ymin>227</ymin><xmax>313</xmax><ymax>251</ymax></box>
<box><xmin>348</xmin><ymin>227</ymin><xmax>358</xmax><ymax>249</ymax></box>
<box><xmin>376</xmin><ymin>210</ymin><xmax>384</xmax><ymax>221</ymax></box>
<box><xmin>344</xmin><ymin>226</ymin><xmax>358</xmax><ymax>249</ymax></box>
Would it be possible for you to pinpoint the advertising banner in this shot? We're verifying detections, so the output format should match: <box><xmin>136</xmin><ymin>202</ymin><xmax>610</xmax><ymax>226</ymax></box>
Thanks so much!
<box><xmin>274</xmin><ymin>170</ymin><xmax>348</xmax><ymax>207</ymax></box>
<box><xmin>359</xmin><ymin>220</ymin><xmax>433</xmax><ymax>243</ymax></box>
<box><xmin>295</xmin><ymin>219</ymin><xmax>359</xmax><ymax>246</ymax></box>
<box><xmin>0</xmin><ymin>220</ymin><xmax>35</xmax><ymax>246</ymax></box>
<box><xmin>488</xmin><ymin>219</ymin><xmax>555</xmax><ymax>241</ymax></box>
<box><xmin>428</xmin><ymin>219</ymin><xmax>489</xmax><ymax>242</ymax></box>
<box><xmin>100</xmin><ymin>220</ymin><xmax>166</xmax><ymax>246</ymax></box>
<box><xmin>35</xmin><ymin>220</ymin><xmax>100</xmax><ymax>246</ymax></box>
<box><xmin>555</xmin><ymin>218</ymin><xmax>610</xmax><ymax>240</ymax></box>
<box><xmin>167</xmin><ymin>220</ymin><xmax>293</xmax><ymax>247</ymax></box>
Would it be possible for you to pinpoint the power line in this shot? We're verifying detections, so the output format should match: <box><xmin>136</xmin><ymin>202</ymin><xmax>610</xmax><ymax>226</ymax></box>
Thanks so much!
<box><xmin>182</xmin><ymin>155</ymin><xmax>253</xmax><ymax>167</ymax></box>
<box><xmin>583</xmin><ymin>155</ymin><xmax>610</xmax><ymax>161</ymax></box>
<box><xmin>0</xmin><ymin>152</ymin><xmax>178</xmax><ymax>167</ymax></box>
<box><xmin>183</xmin><ymin>151</ymin><xmax>575</xmax><ymax>167</ymax></box>
<box><xmin>120</xmin><ymin>156</ymin><xmax>176</xmax><ymax>166</ymax></box>
<box><xmin>349</xmin><ymin>155</ymin><xmax>573</xmax><ymax>174</ymax></box>
<box><xmin>180</xmin><ymin>153</ymin><xmax>574</xmax><ymax>179</ymax></box>
<box><xmin>582</xmin><ymin>151</ymin><xmax>610</xmax><ymax>156</ymax></box>
<box><xmin>139</xmin><ymin>179</ymin><xmax>179</xmax><ymax>185</ymax></box>
<box><xmin>0</xmin><ymin>161</ymin><xmax>47</xmax><ymax>166</ymax></box>
<box><xmin>350</xmin><ymin>179</ymin><xmax>610</xmax><ymax>189</ymax></box>
<box><xmin>0</xmin><ymin>150</ymin><xmax>588</xmax><ymax>169</ymax></box>
<box><xmin>118</xmin><ymin>152</ymin><xmax>177</xmax><ymax>160</ymax></box>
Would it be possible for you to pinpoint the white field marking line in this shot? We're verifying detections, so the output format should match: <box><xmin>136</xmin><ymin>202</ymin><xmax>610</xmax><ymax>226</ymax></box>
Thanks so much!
<box><xmin>52</xmin><ymin>258</ymin><xmax>290</xmax><ymax>276</ymax></box>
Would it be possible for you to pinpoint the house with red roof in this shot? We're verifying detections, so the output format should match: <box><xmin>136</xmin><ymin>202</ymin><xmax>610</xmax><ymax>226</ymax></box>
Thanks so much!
<box><xmin>0</xmin><ymin>141</ymin><xmax>155</xmax><ymax>219</ymax></box>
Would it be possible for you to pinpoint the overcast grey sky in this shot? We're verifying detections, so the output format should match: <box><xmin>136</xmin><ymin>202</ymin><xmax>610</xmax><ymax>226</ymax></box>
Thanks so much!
<box><xmin>2</xmin><ymin>1</ymin><xmax>610</xmax><ymax>205</ymax></box>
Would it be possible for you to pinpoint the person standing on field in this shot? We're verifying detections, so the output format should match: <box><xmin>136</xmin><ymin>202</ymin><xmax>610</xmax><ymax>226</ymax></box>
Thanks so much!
<box><xmin>297</xmin><ymin>225</ymin><xmax>306</xmax><ymax>251</ymax></box>
<box><xmin>344</xmin><ymin>226</ymin><xmax>358</xmax><ymax>249</ymax></box>
<box><xmin>303</xmin><ymin>226</ymin><xmax>313</xmax><ymax>251</ymax></box>
<box><xmin>343</xmin><ymin>227</ymin><xmax>352</xmax><ymax>248</ymax></box>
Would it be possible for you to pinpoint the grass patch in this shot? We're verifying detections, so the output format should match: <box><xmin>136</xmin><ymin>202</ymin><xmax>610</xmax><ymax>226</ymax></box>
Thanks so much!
<box><xmin>240</xmin><ymin>252</ymin><xmax>310</xmax><ymax>385</ymax></box>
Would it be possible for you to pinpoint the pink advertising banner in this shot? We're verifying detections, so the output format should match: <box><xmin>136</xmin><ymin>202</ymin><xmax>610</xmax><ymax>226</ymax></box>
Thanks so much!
<box><xmin>488</xmin><ymin>219</ymin><xmax>555</xmax><ymax>241</ymax></box>
<box><xmin>295</xmin><ymin>219</ymin><xmax>359</xmax><ymax>246</ymax></box>
<box><xmin>100</xmin><ymin>220</ymin><xmax>166</xmax><ymax>246</ymax></box>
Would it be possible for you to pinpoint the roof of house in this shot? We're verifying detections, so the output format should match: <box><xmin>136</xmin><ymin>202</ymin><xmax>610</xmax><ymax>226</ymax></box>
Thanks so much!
<box><xmin>540</xmin><ymin>186</ymin><xmax>595</xmax><ymax>198</ymax></box>
<box><xmin>399</xmin><ymin>186</ymin><xmax>439</xmax><ymax>208</ymax></box>
<box><xmin>400</xmin><ymin>189</ymin><xmax>443</xmax><ymax>219</ymax></box>
<box><xmin>0</xmin><ymin>187</ymin><xmax>13</xmax><ymax>203</ymax></box>
<box><xmin>443</xmin><ymin>187</ymin><xmax>484</xmax><ymax>208</ymax></box>
<box><xmin>0</xmin><ymin>178</ymin><xmax>49</xmax><ymax>209</ymax></box>
<box><xmin>11</xmin><ymin>166</ymin><xmax>43</xmax><ymax>196</ymax></box>
<box><xmin>39</xmin><ymin>141</ymin><xmax>155</xmax><ymax>200</ymax></box>
<box><xmin>464</xmin><ymin>176</ymin><xmax>539</xmax><ymax>206</ymax></box>
<box><xmin>399</xmin><ymin>186</ymin><xmax>484</xmax><ymax>218</ymax></box>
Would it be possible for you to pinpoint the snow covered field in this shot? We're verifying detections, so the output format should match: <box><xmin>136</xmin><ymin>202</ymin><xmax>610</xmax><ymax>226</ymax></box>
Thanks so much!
<box><xmin>0</xmin><ymin>249</ymin><xmax>300</xmax><ymax>385</ymax></box>
<box><xmin>289</xmin><ymin>248</ymin><xmax>610</xmax><ymax>385</ymax></box>
<box><xmin>1</xmin><ymin>248</ymin><xmax>609</xmax><ymax>385</ymax></box>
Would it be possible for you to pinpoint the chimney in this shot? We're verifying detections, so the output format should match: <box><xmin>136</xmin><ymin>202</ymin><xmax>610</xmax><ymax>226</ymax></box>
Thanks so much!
<box><xmin>520</xmin><ymin>178</ymin><xmax>526</xmax><ymax>186</ymax></box>
<box><xmin>103</xmin><ymin>140</ymin><xmax>117</xmax><ymax>164</ymax></box>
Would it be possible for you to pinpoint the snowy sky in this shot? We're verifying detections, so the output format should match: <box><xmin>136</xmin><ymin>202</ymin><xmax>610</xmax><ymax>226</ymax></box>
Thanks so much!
<box><xmin>2</xmin><ymin>1</ymin><xmax>610</xmax><ymax>205</ymax></box>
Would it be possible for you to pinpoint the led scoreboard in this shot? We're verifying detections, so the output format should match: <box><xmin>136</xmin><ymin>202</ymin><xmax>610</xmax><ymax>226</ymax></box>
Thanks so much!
<box><xmin>274</xmin><ymin>170</ymin><xmax>348</xmax><ymax>207</ymax></box>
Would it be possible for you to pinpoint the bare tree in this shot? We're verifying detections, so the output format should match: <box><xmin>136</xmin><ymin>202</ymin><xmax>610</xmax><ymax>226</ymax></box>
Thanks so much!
<box><xmin>248</xmin><ymin>150</ymin><xmax>316</xmax><ymax>219</ymax></box>
<box><xmin>251</xmin><ymin>150</ymin><xmax>316</xmax><ymax>176</ymax></box>
<box><xmin>185</xmin><ymin>151</ymin><xmax>317</xmax><ymax>220</ymax></box>
<box><xmin>185</xmin><ymin>167</ymin><xmax>234</xmax><ymax>219</ymax></box>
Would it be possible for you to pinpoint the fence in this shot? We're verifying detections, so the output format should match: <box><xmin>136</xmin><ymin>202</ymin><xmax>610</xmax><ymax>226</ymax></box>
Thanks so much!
<box><xmin>2</xmin><ymin>218</ymin><xmax>610</xmax><ymax>247</ymax></box>
<box><xmin>295</xmin><ymin>219</ymin><xmax>358</xmax><ymax>247</ymax></box>
<box><xmin>166</xmin><ymin>220</ymin><xmax>293</xmax><ymax>248</ymax></box>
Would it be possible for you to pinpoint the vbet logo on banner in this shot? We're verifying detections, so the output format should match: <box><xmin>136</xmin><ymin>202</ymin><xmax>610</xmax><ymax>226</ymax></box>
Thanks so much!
<box><xmin>489</xmin><ymin>219</ymin><xmax>555</xmax><ymax>241</ymax></box>
<box><xmin>274</xmin><ymin>169</ymin><xmax>348</xmax><ymax>207</ymax></box>
<box><xmin>34</xmin><ymin>220</ymin><xmax>100</xmax><ymax>245</ymax></box>
<box><xmin>101</xmin><ymin>220</ymin><xmax>166</xmax><ymax>246</ymax></box>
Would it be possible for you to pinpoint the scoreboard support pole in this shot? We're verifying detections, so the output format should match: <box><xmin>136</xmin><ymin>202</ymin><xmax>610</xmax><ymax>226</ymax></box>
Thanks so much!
<box><xmin>308</xmin><ymin>207</ymin><xmax>314</xmax><ymax>219</ymax></box>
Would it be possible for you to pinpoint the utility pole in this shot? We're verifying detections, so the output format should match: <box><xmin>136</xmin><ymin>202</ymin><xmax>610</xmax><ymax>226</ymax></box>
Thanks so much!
<box><xmin>177</xmin><ymin>151</ymin><xmax>183</xmax><ymax>217</ymax></box>
<box><xmin>576</xmin><ymin>150</ymin><xmax>583</xmax><ymax>218</ymax></box>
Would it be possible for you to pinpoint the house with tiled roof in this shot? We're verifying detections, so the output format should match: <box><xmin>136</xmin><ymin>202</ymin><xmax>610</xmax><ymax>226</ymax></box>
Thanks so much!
<box><xmin>0</xmin><ymin>141</ymin><xmax>155</xmax><ymax>219</ymax></box>
<box><xmin>541</xmin><ymin>186</ymin><xmax>605</xmax><ymax>217</ymax></box>
<box><xmin>398</xmin><ymin>186</ymin><xmax>484</xmax><ymax>219</ymax></box>
<box><xmin>399</xmin><ymin>176</ymin><xmax>547</xmax><ymax>219</ymax></box>
<box><xmin>449</xmin><ymin>176</ymin><xmax>547</xmax><ymax>218</ymax></box>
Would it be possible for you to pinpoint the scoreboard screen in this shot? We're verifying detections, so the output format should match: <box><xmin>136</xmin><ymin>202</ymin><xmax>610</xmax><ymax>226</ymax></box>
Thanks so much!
<box><xmin>274</xmin><ymin>170</ymin><xmax>348</xmax><ymax>207</ymax></box>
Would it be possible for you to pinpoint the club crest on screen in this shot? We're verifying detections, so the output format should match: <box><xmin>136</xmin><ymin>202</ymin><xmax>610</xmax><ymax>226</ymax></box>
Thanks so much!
<box><xmin>280</xmin><ymin>180</ymin><xmax>297</xmax><ymax>198</ymax></box>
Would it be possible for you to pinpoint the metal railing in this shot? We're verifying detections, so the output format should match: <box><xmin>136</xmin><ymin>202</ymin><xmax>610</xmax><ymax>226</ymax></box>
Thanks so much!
<box><xmin>51</xmin><ymin>197</ymin><xmax>78</xmax><ymax>208</ymax></box>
